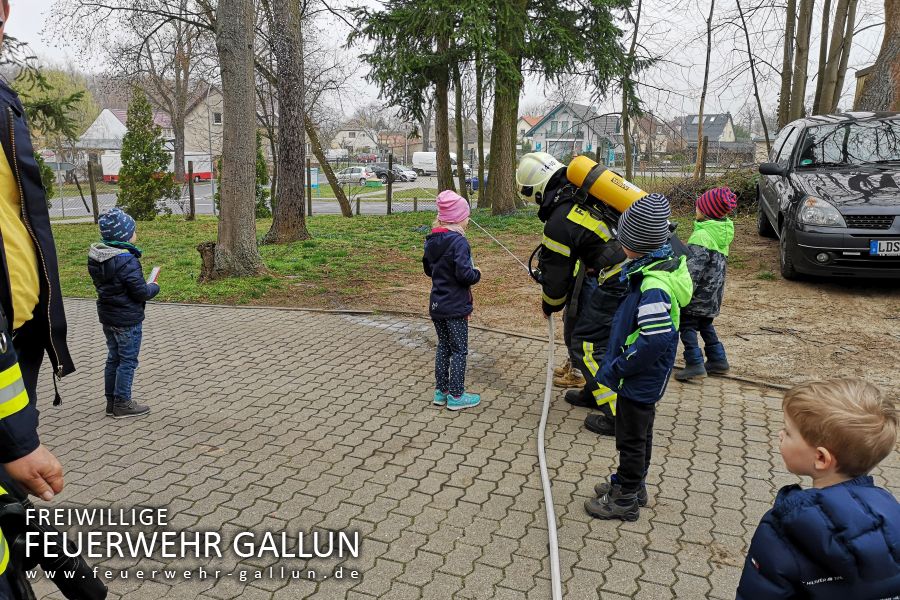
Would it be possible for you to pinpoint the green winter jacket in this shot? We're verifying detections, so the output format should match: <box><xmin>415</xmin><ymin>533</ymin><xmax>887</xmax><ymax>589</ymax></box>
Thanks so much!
<box><xmin>684</xmin><ymin>218</ymin><xmax>734</xmax><ymax>318</ymax></box>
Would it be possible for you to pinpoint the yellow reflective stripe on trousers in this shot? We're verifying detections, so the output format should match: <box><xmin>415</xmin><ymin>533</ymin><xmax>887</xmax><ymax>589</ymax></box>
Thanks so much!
<box><xmin>566</xmin><ymin>205</ymin><xmax>613</xmax><ymax>241</ymax></box>
<box><xmin>0</xmin><ymin>363</ymin><xmax>28</xmax><ymax>419</ymax></box>
<box><xmin>0</xmin><ymin>483</ymin><xmax>7</xmax><ymax>575</ymax></box>
<box><xmin>542</xmin><ymin>235</ymin><xmax>571</xmax><ymax>257</ymax></box>
<box><xmin>542</xmin><ymin>292</ymin><xmax>567</xmax><ymax>307</ymax></box>
<box><xmin>584</xmin><ymin>342</ymin><xmax>618</xmax><ymax>415</ymax></box>
<box><xmin>583</xmin><ymin>342</ymin><xmax>600</xmax><ymax>376</ymax></box>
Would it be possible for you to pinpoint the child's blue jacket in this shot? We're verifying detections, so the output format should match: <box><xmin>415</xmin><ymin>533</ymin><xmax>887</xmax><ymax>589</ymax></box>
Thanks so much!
<box><xmin>423</xmin><ymin>229</ymin><xmax>480</xmax><ymax>320</ymax></box>
<box><xmin>737</xmin><ymin>475</ymin><xmax>900</xmax><ymax>599</ymax></box>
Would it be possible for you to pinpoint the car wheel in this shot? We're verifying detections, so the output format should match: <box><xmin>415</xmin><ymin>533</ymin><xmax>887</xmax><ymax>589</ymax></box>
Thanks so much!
<box><xmin>379</xmin><ymin>174</ymin><xmax>388</xmax><ymax>184</ymax></box>
<box><xmin>756</xmin><ymin>189</ymin><xmax>776</xmax><ymax>238</ymax></box>
<box><xmin>779</xmin><ymin>223</ymin><xmax>799</xmax><ymax>280</ymax></box>
<box><xmin>359</xmin><ymin>178</ymin><xmax>366</xmax><ymax>186</ymax></box>
<box><xmin>194</xmin><ymin>175</ymin><xmax>202</xmax><ymax>183</ymax></box>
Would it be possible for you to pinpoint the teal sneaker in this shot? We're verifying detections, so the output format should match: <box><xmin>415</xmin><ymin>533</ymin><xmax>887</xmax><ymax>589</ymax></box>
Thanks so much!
<box><xmin>447</xmin><ymin>392</ymin><xmax>480</xmax><ymax>411</ymax></box>
<box><xmin>433</xmin><ymin>390</ymin><xmax>448</xmax><ymax>406</ymax></box>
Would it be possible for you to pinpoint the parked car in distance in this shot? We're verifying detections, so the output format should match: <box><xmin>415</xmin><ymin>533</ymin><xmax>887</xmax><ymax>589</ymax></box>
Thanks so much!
<box><xmin>336</xmin><ymin>166</ymin><xmax>376</xmax><ymax>186</ymax></box>
<box><xmin>757</xmin><ymin>112</ymin><xmax>900</xmax><ymax>279</ymax></box>
<box><xmin>412</xmin><ymin>152</ymin><xmax>471</xmax><ymax>176</ymax></box>
<box><xmin>386</xmin><ymin>163</ymin><xmax>418</xmax><ymax>182</ymax></box>
<box><xmin>369</xmin><ymin>164</ymin><xmax>400</xmax><ymax>184</ymax></box>
<box><xmin>355</xmin><ymin>153</ymin><xmax>378</xmax><ymax>163</ymax></box>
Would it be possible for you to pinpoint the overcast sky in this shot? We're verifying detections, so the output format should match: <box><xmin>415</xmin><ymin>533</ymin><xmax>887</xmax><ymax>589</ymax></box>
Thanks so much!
<box><xmin>9</xmin><ymin>0</ymin><xmax>889</xmax><ymax>126</ymax></box>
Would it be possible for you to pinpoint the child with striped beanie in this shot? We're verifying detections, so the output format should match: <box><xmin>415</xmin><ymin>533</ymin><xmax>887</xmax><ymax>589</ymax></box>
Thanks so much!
<box><xmin>674</xmin><ymin>187</ymin><xmax>737</xmax><ymax>381</ymax></box>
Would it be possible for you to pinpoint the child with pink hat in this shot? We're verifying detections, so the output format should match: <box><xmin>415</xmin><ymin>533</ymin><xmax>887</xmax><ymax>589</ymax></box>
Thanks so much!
<box><xmin>422</xmin><ymin>190</ymin><xmax>481</xmax><ymax>411</ymax></box>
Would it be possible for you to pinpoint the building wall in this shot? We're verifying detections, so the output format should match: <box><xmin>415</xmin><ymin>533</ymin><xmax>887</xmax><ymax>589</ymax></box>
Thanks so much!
<box><xmin>184</xmin><ymin>89</ymin><xmax>224</xmax><ymax>156</ymax></box>
<box><xmin>333</xmin><ymin>129</ymin><xmax>377</xmax><ymax>152</ymax></box>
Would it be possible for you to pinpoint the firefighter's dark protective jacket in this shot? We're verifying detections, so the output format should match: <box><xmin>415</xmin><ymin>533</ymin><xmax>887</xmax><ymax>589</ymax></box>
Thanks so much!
<box><xmin>538</xmin><ymin>190</ymin><xmax>627</xmax><ymax>315</ymax></box>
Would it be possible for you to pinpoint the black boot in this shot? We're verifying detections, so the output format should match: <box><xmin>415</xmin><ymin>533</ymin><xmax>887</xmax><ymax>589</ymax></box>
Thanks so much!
<box><xmin>584</xmin><ymin>486</ymin><xmax>640</xmax><ymax>521</ymax></box>
<box><xmin>565</xmin><ymin>388</ymin><xmax>596</xmax><ymax>409</ymax></box>
<box><xmin>675</xmin><ymin>362</ymin><xmax>707</xmax><ymax>381</ymax></box>
<box><xmin>594</xmin><ymin>475</ymin><xmax>649</xmax><ymax>507</ymax></box>
<box><xmin>705</xmin><ymin>359</ymin><xmax>730</xmax><ymax>374</ymax></box>
<box><xmin>584</xmin><ymin>413</ymin><xmax>616</xmax><ymax>436</ymax></box>
<box><xmin>105</xmin><ymin>396</ymin><xmax>114</xmax><ymax>417</ymax></box>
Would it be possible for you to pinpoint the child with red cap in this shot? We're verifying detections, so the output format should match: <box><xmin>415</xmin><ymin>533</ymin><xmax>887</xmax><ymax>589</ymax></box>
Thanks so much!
<box><xmin>422</xmin><ymin>190</ymin><xmax>481</xmax><ymax>411</ymax></box>
<box><xmin>675</xmin><ymin>187</ymin><xmax>737</xmax><ymax>381</ymax></box>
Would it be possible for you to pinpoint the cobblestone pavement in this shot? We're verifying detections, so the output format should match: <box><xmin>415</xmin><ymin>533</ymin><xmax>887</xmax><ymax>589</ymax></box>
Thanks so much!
<box><xmin>30</xmin><ymin>300</ymin><xmax>898</xmax><ymax>599</ymax></box>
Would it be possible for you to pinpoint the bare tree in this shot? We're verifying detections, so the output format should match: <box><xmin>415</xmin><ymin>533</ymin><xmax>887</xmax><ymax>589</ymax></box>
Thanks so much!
<box><xmin>816</xmin><ymin>0</ymin><xmax>859</xmax><ymax>113</ymax></box>
<box><xmin>452</xmin><ymin>62</ymin><xmax>469</xmax><ymax>201</ymax></box>
<box><xmin>857</xmin><ymin>0</ymin><xmax>900</xmax><ymax>111</ymax></box>
<box><xmin>736</xmin><ymin>0</ymin><xmax>771</xmax><ymax>153</ymax></box>
<box><xmin>693</xmin><ymin>0</ymin><xmax>714</xmax><ymax>180</ymax></box>
<box><xmin>788</xmin><ymin>0</ymin><xmax>815</xmax><ymax>121</ymax></box>
<box><xmin>778</xmin><ymin>0</ymin><xmax>797</xmax><ymax>128</ymax></box>
<box><xmin>260</xmin><ymin>0</ymin><xmax>310</xmax><ymax>244</ymax></box>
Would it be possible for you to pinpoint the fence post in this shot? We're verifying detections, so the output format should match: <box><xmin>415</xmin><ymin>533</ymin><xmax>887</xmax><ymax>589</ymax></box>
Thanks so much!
<box><xmin>356</xmin><ymin>195</ymin><xmax>361</xmax><ymax>216</ymax></box>
<box><xmin>386</xmin><ymin>152</ymin><xmax>393</xmax><ymax>215</ymax></box>
<box><xmin>87</xmin><ymin>160</ymin><xmax>100</xmax><ymax>224</ymax></box>
<box><xmin>413</xmin><ymin>196</ymin><xmax>417</xmax><ymax>212</ymax></box>
<box><xmin>700</xmin><ymin>135</ymin><xmax>709</xmax><ymax>181</ymax></box>
<box><xmin>187</xmin><ymin>161</ymin><xmax>196</xmax><ymax>220</ymax></box>
<box><xmin>306</xmin><ymin>158</ymin><xmax>312</xmax><ymax>216</ymax></box>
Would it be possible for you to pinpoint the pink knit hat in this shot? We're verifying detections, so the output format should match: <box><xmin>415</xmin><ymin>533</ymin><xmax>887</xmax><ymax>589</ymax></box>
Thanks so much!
<box><xmin>436</xmin><ymin>190</ymin><xmax>470</xmax><ymax>224</ymax></box>
<box><xmin>697</xmin><ymin>187</ymin><xmax>738</xmax><ymax>219</ymax></box>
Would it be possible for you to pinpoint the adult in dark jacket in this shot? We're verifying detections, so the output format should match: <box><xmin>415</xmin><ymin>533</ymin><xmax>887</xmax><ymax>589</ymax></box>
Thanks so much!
<box><xmin>423</xmin><ymin>190</ymin><xmax>481</xmax><ymax>411</ymax></box>
<box><xmin>0</xmin><ymin>1</ymin><xmax>73</xmax><ymax>595</ymax></box>
<box><xmin>88</xmin><ymin>209</ymin><xmax>159</xmax><ymax>418</ymax></box>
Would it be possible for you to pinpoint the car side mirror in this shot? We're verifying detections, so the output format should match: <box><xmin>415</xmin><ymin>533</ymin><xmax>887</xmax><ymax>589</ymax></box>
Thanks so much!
<box><xmin>759</xmin><ymin>162</ymin><xmax>785</xmax><ymax>177</ymax></box>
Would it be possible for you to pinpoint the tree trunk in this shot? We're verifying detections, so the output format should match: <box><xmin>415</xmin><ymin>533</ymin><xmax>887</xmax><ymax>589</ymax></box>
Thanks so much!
<box><xmin>789</xmin><ymin>0</ymin><xmax>816</xmax><ymax>122</ymax></box>
<box><xmin>488</xmin><ymin>0</ymin><xmax>527</xmax><ymax>216</ymax></box>
<box><xmin>778</xmin><ymin>0</ymin><xmax>797</xmax><ymax>128</ymax></box>
<box><xmin>421</xmin><ymin>101</ymin><xmax>432</xmax><ymax>152</ymax></box>
<box><xmin>857</xmin><ymin>0</ymin><xmax>899</xmax><ymax>111</ymax></box>
<box><xmin>817</xmin><ymin>0</ymin><xmax>849</xmax><ymax>113</ymax></box>
<box><xmin>434</xmin><ymin>32</ymin><xmax>454</xmax><ymax>192</ymax></box>
<box><xmin>737</xmin><ymin>0</ymin><xmax>771</xmax><ymax>153</ymax></box>
<box><xmin>452</xmin><ymin>63</ymin><xmax>469</xmax><ymax>201</ymax></box>
<box><xmin>475</xmin><ymin>51</ymin><xmax>487</xmax><ymax>209</ymax></box>
<box><xmin>307</xmin><ymin>120</ymin><xmax>352</xmax><ymax>217</ymax></box>
<box><xmin>203</xmin><ymin>0</ymin><xmax>263</xmax><ymax>280</ymax></box>
<box><xmin>831</xmin><ymin>0</ymin><xmax>858</xmax><ymax>111</ymax></box>
<box><xmin>622</xmin><ymin>86</ymin><xmax>633</xmax><ymax>180</ymax></box>
<box><xmin>812</xmin><ymin>0</ymin><xmax>832</xmax><ymax>114</ymax></box>
<box><xmin>693</xmin><ymin>0</ymin><xmax>714</xmax><ymax>181</ymax></box>
<box><xmin>263</xmin><ymin>0</ymin><xmax>310</xmax><ymax>244</ymax></box>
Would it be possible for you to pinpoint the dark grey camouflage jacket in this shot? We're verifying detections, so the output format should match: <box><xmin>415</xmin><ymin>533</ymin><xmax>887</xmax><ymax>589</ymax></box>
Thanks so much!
<box><xmin>683</xmin><ymin>219</ymin><xmax>734</xmax><ymax>318</ymax></box>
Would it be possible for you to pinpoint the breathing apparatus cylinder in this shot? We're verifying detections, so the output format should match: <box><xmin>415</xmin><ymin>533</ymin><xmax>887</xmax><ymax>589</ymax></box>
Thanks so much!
<box><xmin>566</xmin><ymin>155</ymin><xmax>645</xmax><ymax>214</ymax></box>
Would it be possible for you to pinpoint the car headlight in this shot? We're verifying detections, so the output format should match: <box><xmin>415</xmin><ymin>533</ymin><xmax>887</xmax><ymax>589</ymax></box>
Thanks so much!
<box><xmin>797</xmin><ymin>197</ymin><xmax>846</xmax><ymax>227</ymax></box>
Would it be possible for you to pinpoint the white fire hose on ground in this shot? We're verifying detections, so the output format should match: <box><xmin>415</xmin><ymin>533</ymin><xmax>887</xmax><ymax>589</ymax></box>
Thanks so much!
<box><xmin>470</xmin><ymin>218</ymin><xmax>564</xmax><ymax>600</ymax></box>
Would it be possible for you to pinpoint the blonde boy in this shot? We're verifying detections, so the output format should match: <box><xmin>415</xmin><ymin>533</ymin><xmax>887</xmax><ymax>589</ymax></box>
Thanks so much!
<box><xmin>737</xmin><ymin>378</ymin><xmax>899</xmax><ymax>599</ymax></box>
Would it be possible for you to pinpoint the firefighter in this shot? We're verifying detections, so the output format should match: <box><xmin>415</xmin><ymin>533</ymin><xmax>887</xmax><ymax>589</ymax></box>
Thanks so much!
<box><xmin>517</xmin><ymin>152</ymin><xmax>628</xmax><ymax>436</ymax></box>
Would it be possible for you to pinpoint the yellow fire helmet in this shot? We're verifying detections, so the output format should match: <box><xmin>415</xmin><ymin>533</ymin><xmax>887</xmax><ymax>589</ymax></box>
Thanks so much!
<box><xmin>516</xmin><ymin>152</ymin><xmax>566</xmax><ymax>203</ymax></box>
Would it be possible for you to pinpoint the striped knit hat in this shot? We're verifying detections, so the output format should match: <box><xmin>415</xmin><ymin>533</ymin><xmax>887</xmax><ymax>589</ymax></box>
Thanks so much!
<box><xmin>617</xmin><ymin>193</ymin><xmax>671</xmax><ymax>255</ymax></box>
<box><xmin>697</xmin><ymin>187</ymin><xmax>737</xmax><ymax>219</ymax></box>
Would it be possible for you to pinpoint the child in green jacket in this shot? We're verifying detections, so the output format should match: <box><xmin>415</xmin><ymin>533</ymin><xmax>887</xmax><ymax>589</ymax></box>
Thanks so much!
<box><xmin>675</xmin><ymin>187</ymin><xmax>736</xmax><ymax>381</ymax></box>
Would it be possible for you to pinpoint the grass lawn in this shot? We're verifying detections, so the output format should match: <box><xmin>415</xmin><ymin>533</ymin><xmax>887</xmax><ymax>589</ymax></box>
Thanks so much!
<box><xmin>52</xmin><ymin>207</ymin><xmax>725</xmax><ymax>308</ymax></box>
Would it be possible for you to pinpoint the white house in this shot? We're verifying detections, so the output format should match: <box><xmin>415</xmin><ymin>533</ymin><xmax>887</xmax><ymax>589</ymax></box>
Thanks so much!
<box><xmin>333</xmin><ymin>121</ymin><xmax>379</xmax><ymax>153</ymax></box>
<box><xmin>525</xmin><ymin>103</ymin><xmax>620</xmax><ymax>161</ymax></box>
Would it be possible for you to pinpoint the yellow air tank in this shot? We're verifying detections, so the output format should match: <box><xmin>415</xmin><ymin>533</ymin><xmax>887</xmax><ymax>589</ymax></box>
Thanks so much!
<box><xmin>567</xmin><ymin>155</ymin><xmax>645</xmax><ymax>214</ymax></box>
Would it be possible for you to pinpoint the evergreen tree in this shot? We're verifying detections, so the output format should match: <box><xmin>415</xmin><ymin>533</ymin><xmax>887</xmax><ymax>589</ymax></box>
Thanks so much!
<box><xmin>255</xmin><ymin>131</ymin><xmax>272</xmax><ymax>219</ymax></box>
<box><xmin>117</xmin><ymin>88</ymin><xmax>178</xmax><ymax>220</ymax></box>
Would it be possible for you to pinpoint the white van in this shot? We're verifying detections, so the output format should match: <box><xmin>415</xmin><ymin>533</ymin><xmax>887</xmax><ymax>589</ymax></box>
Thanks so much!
<box><xmin>412</xmin><ymin>152</ymin><xmax>471</xmax><ymax>176</ymax></box>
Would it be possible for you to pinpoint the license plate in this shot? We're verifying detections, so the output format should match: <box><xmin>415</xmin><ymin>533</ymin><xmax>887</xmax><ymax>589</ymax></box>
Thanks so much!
<box><xmin>870</xmin><ymin>240</ymin><xmax>900</xmax><ymax>256</ymax></box>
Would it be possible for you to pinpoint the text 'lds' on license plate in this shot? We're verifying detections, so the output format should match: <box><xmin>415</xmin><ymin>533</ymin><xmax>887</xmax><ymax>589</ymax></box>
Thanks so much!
<box><xmin>870</xmin><ymin>240</ymin><xmax>900</xmax><ymax>256</ymax></box>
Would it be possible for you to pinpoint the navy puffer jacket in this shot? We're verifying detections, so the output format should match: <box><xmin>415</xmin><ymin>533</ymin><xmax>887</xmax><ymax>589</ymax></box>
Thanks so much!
<box><xmin>423</xmin><ymin>229</ymin><xmax>480</xmax><ymax>320</ymax></box>
<box><xmin>737</xmin><ymin>476</ymin><xmax>900</xmax><ymax>599</ymax></box>
<box><xmin>87</xmin><ymin>242</ymin><xmax>160</xmax><ymax>326</ymax></box>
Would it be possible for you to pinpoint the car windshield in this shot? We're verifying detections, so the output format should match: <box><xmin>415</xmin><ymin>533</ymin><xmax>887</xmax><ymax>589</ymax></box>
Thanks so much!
<box><xmin>796</xmin><ymin>118</ymin><xmax>900</xmax><ymax>168</ymax></box>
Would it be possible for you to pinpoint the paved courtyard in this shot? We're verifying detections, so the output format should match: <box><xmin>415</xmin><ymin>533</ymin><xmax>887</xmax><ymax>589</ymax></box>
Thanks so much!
<box><xmin>30</xmin><ymin>300</ymin><xmax>898</xmax><ymax>599</ymax></box>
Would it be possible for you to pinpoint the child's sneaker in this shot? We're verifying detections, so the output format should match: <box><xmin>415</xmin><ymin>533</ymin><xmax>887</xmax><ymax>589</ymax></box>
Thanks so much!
<box><xmin>106</xmin><ymin>396</ymin><xmax>114</xmax><ymax>416</ymax></box>
<box><xmin>594</xmin><ymin>475</ymin><xmax>649</xmax><ymax>507</ymax></box>
<box><xmin>584</xmin><ymin>487</ymin><xmax>640</xmax><ymax>521</ymax></box>
<box><xmin>433</xmin><ymin>390</ymin><xmax>448</xmax><ymax>406</ymax></box>
<box><xmin>447</xmin><ymin>393</ymin><xmax>480</xmax><ymax>411</ymax></box>
<box><xmin>112</xmin><ymin>399</ymin><xmax>151</xmax><ymax>419</ymax></box>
